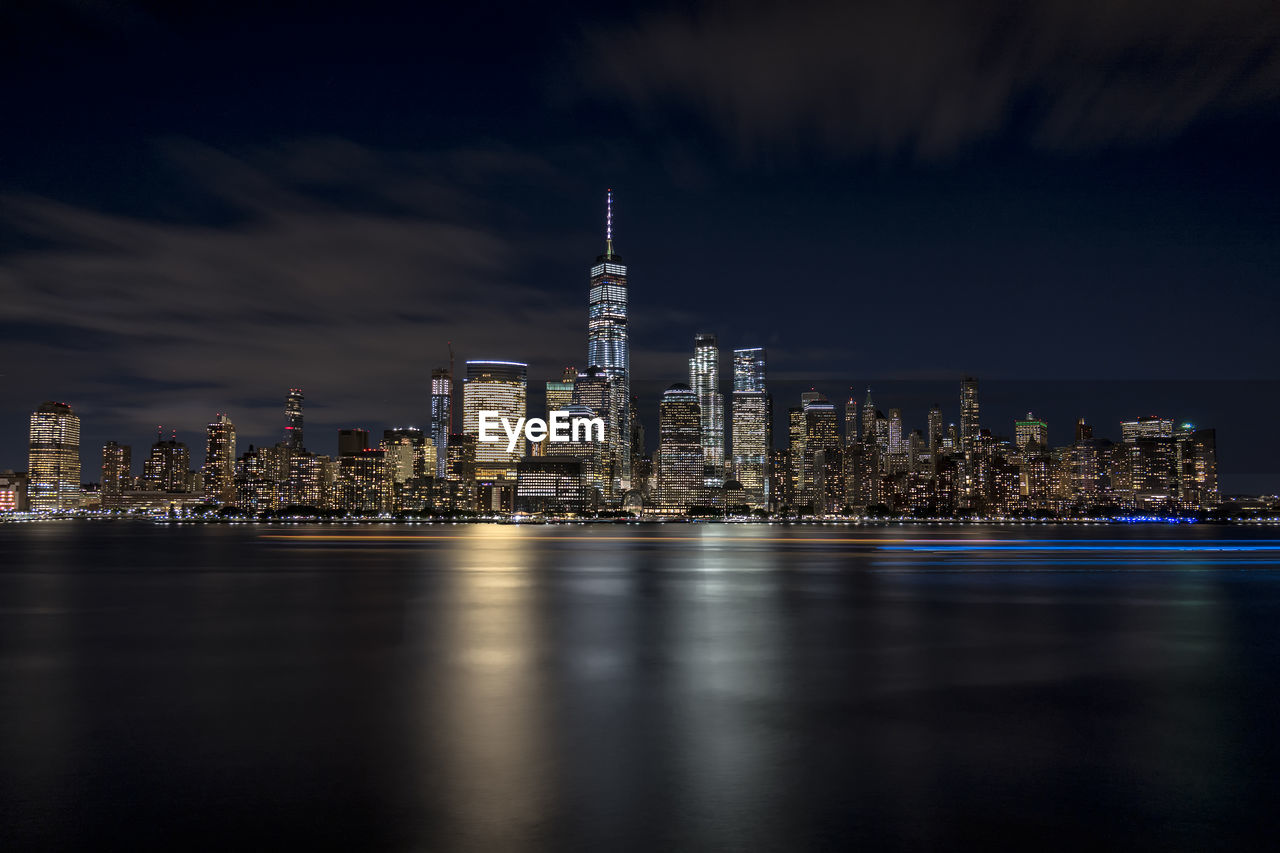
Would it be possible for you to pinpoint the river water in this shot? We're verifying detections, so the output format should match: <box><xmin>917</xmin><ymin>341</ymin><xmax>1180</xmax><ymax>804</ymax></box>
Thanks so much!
<box><xmin>2</xmin><ymin>521</ymin><xmax>1279</xmax><ymax>850</ymax></box>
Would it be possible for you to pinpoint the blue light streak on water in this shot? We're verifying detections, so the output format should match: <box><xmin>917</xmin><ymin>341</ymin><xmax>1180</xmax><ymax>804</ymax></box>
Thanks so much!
<box><xmin>880</xmin><ymin>543</ymin><xmax>1280</xmax><ymax>553</ymax></box>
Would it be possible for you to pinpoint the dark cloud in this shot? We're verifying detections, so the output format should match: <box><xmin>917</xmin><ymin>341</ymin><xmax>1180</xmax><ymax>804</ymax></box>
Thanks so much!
<box><xmin>0</xmin><ymin>139</ymin><xmax>587</xmax><ymax>449</ymax></box>
<box><xmin>585</xmin><ymin>0</ymin><xmax>1280</xmax><ymax>157</ymax></box>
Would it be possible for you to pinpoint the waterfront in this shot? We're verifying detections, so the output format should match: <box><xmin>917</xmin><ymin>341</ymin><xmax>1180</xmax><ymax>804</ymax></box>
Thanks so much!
<box><xmin>3</xmin><ymin>522</ymin><xmax>1280</xmax><ymax>850</ymax></box>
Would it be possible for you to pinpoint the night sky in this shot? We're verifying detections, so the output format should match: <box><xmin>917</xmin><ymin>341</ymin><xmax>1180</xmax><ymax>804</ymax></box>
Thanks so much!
<box><xmin>2</xmin><ymin>1</ymin><xmax>1278</xmax><ymax>492</ymax></box>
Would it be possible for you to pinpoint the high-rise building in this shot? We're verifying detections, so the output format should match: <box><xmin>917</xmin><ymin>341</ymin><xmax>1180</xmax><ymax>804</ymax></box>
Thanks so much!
<box><xmin>844</xmin><ymin>394</ymin><xmax>858</xmax><ymax>445</ymax></box>
<box><xmin>1015</xmin><ymin>413</ymin><xmax>1049</xmax><ymax>450</ymax></box>
<box><xmin>731</xmin><ymin>390</ymin><xmax>770</xmax><ymax>509</ymax></box>
<box><xmin>381</xmin><ymin>430</ymin><xmax>421</xmax><ymax>484</ymax></box>
<box><xmin>101</xmin><ymin>441</ymin><xmax>131</xmax><ymax>509</ymax></box>
<box><xmin>284</xmin><ymin>452</ymin><xmax>327</xmax><ymax>509</ymax></box>
<box><xmin>143</xmin><ymin>432</ymin><xmax>191</xmax><ymax>492</ymax></box>
<box><xmin>283</xmin><ymin>388</ymin><xmax>305</xmax><ymax>450</ymax></box>
<box><xmin>960</xmin><ymin>377</ymin><xmax>980</xmax><ymax>451</ymax></box>
<box><xmin>927</xmin><ymin>407</ymin><xmax>943</xmax><ymax>453</ymax></box>
<box><xmin>803</xmin><ymin>396</ymin><xmax>841</xmax><ymax>511</ymax></box>
<box><xmin>1176</xmin><ymin>425</ymin><xmax>1218</xmax><ymax>508</ymax></box>
<box><xmin>657</xmin><ymin>384</ymin><xmax>703</xmax><ymax>513</ymax></box>
<box><xmin>382</xmin><ymin>427</ymin><xmax>428</xmax><ymax>480</ymax></box>
<box><xmin>689</xmin><ymin>333</ymin><xmax>725</xmax><ymax>488</ymax></box>
<box><xmin>463</xmin><ymin>360</ymin><xmax>528</xmax><ymax>480</ymax></box>
<box><xmin>586</xmin><ymin>189</ymin><xmax>631</xmax><ymax>492</ymax></box>
<box><xmin>546</xmin><ymin>367</ymin><xmax>576</xmax><ymax>415</ymax></box>
<box><xmin>203</xmin><ymin>414</ymin><xmax>236</xmax><ymax>505</ymax></box>
<box><xmin>888</xmin><ymin>408</ymin><xmax>904</xmax><ymax>458</ymax></box>
<box><xmin>733</xmin><ymin>347</ymin><xmax>766</xmax><ymax>393</ymax></box>
<box><xmin>338</xmin><ymin>429</ymin><xmax>370</xmax><ymax>457</ymax></box>
<box><xmin>28</xmin><ymin>401</ymin><xmax>81</xmax><ymax>512</ymax></box>
<box><xmin>336</xmin><ymin>449</ymin><xmax>391</xmax><ymax>515</ymax></box>
<box><xmin>430</xmin><ymin>367</ymin><xmax>452</xmax><ymax>478</ymax></box>
<box><xmin>1121</xmin><ymin>416</ymin><xmax>1173</xmax><ymax>442</ymax></box>
<box><xmin>571</xmin><ymin>367</ymin><xmax>615</xmax><ymax>501</ymax></box>
<box><xmin>787</xmin><ymin>405</ymin><xmax>806</xmax><ymax>506</ymax></box>
<box><xmin>861</xmin><ymin>388</ymin><xmax>876</xmax><ymax>444</ymax></box>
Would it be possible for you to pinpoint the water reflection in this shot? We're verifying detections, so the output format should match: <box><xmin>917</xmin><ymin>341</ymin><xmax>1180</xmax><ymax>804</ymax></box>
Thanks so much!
<box><xmin>2</xmin><ymin>523</ymin><xmax>1280</xmax><ymax>850</ymax></box>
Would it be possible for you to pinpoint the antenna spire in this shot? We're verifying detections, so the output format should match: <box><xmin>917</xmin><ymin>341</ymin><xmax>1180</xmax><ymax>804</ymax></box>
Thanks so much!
<box><xmin>605</xmin><ymin>188</ymin><xmax>613</xmax><ymax>256</ymax></box>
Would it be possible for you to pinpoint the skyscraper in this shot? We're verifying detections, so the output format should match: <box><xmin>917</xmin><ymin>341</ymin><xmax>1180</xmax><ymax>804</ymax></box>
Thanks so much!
<box><xmin>586</xmin><ymin>189</ymin><xmax>630</xmax><ymax>492</ymax></box>
<box><xmin>657</xmin><ymin>383</ymin><xmax>703</xmax><ymax>513</ymax></box>
<box><xmin>430</xmin><ymin>367</ymin><xmax>452</xmax><ymax>478</ymax></box>
<box><xmin>101</xmin><ymin>441</ymin><xmax>131</xmax><ymax>509</ymax></box>
<box><xmin>960</xmin><ymin>377</ymin><xmax>980</xmax><ymax>451</ymax></box>
<box><xmin>927</xmin><ymin>406</ymin><xmax>943</xmax><ymax>453</ymax></box>
<box><xmin>571</xmin><ymin>366</ymin><xmax>615</xmax><ymax>501</ymax></box>
<box><xmin>689</xmin><ymin>333</ymin><xmax>725</xmax><ymax>488</ymax></box>
<box><xmin>804</xmin><ymin>396</ymin><xmax>841</xmax><ymax>511</ymax></box>
<box><xmin>203</xmin><ymin>413</ymin><xmax>236</xmax><ymax>505</ymax></box>
<box><xmin>546</xmin><ymin>366</ymin><xmax>577</xmax><ymax>415</ymax></box>
<box><xmin>28</xmin><ymin>401</ymin><xmax>81</xmax><ymax>512</ymax></box>
<box><xmin>844</xmin><ymin>393</ymin><xmax>858</xmax><ymax>445</ymax></box>
<box><xmin>1015</xmin><ymin>413</ymin><xmax>1049</xmax><ymax>450</ymax></box>
<box><xmin>733</xmin><ymin>347</ymin><xmax>766</xmax><ymax>393</ymax></box>
<box><xmin>731</xmin><ymin>393</ymin><xmax>770</xmax><ymax>510</ymax></box>
<box><xmin>284</xmin><ymin>388</ymin><xmax>305</xmax><ymax>450</ymax></box>
<box><xmin>338</xmin><ymin>429</ymin><xmax>369</xmax><ymax>457</ymax></box>
<box><xmin>143</xmin><ymin>432</ymin><xmax>191</xmax><ymax>492</ymax></box>
<box><xmin>730</xmin><ymin>347</ymin><xmax>769</xmax><ymax>509</ymax></box>
<box><xmin>463</xmin><ymin>360</ymin><xmax>528</xmax><ymax>480</ymax></box>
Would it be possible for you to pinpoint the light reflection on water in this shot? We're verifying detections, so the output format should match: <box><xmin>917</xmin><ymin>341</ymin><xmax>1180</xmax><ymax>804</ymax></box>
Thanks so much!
<box><xmin>1</xmin><ymin>522</ymin><xmax>1279</xmax><ymax>850</ymax></box>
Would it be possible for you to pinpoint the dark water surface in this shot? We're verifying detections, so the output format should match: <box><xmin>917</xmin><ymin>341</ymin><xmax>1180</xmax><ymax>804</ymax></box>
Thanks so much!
<box><xmin>3</xmin><ymin>522</ymin><xmax>1280</xmax><ymax>851</ymax></box>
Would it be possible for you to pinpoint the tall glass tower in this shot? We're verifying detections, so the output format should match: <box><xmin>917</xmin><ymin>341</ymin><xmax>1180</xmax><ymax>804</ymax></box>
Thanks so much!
<box><xmin>430</xmin><ymin>367</ymin><xmax>452</xmax><ymax>478</ymax></box>
<box><xmin>689</xmin><ymin>333</ymin><xmax>724</xmax><ymax>488</ymax></box>
<box><xmin>733</xmin><ymin>347</ymin><xmax>766</xmax><ymax>393</ymax></box>
<box><xmin>462</xmin><ymin>360</ymin><xmax>527</xmax><ymax>480</ymax></box>
<box><xmin>960</xmin><ymin>376</ymin><xmax>980</xmax><ymax>451</ymax></box>
<box><xmin>283</xmin><ymin>388</ymin><xmax>305</xmax><ymax>450</ymax></box>
<box><xmin>731</xmin><ymin>347</ymin><xmax>769</xmax><ymax>509</ymax></box>
<box><xmin>28</xmin><ymin>401</ymin><xmax>81</xmax><ymax>512</ymax></box>
<box><xmin>587</xmin><ymin>189</ymin><xmax>630</xmax><ymax>496</ymax></box>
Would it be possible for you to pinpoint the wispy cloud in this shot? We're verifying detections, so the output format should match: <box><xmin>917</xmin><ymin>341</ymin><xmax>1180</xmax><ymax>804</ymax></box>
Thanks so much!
<box><xmin>584</xmin><ymin>0</ymin><xmax>1280</xmax><ymax>158</ymax></box>
<box><xmin>0</xmin><ymin>139</ymin><xmax>586</xmax><ymax>448</ymax></box>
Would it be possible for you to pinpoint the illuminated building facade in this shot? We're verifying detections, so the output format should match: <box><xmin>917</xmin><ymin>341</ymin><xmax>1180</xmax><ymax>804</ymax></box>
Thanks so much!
<box><xmin>462</xmin><ymin>360</ymin><xmax>528</xmax><ymax>479</ymax></box>
<box><xmin>689</xmin><ymin>333</ymin><xmax>724</xmax><ymax>488</ymax></box>
<box><xmin>728</xmin><ymin>347</ymin><xmax>769</xmax><ymax>509</ymax></box>
<box><xmin>101</xmin><ymin>441</ymin><xmax>131</xmax><ymax>509</ymax></box>
<box><xmin>803</xmin><ymin>397</ymin><xmax>842</xmax><ymax>511</ymax></box>
<box><xmin>586</xmin><ymin>190</ymin><xmax>631</xmax><ymax>493</ymax></box>
<box><xmin>28</xmin><ymin>401</ymin><xmax>81</xmax><ymax>512</ymax></box>
<box><xmin>960</xmin><ymin>377</ymin><xmax>980</xmax><ymax>451</ymax></box>
<box><xmin>927</xmin><ymin>407</ymin><xmax>943</xmax><ymax>453</ymax></box>
<box><xmin>0</xmin><ymin>470</ymin><xmax>29</xmax><ymax>513</ymax></box>
<box><xmin>143</xmin><ymin>435</ymin><xmax>191</xmax><ymax>492</ymax></box>
<box><xmin>657</xmin><ymin>383</ymin><xmax>703</xmax><ymax>513</ymax></box>
<box><xmin>733</xmin><ymin>347</ymin><xmax>766</xmax><ymax>393</ymax></box>
<box><xmin>1015</xmin><ymin>413</ymin><xmax>1049</xmax><ymax>450</ymax></box>
<box><xmin>546</xmin><ymin>367</ymin><xmax>576</xmax><ymax>415</ymax></box>
<box><xmin>731</xmin><ymin>391</ymin><xmax>770</xmax><ymax>509</ymax></box>
<box><xmin>430</xmin><ymin>367</ymin><xmax>452</xmax><ymax>478</ymax></box>
<box><xmin>336</xmin><ymin>449</ymin><xmax>391</xmax><ymax>515</ymax></box>
<box><xmin>285</xmin><ymin>452</ymin><xmax>326</xmax><ymax>508</ymax></box>
<box><xmin>284</xmin><ymin>388</ymin><xmax>305</xmax><ymax>450</ymax></box>
<box><xmin>516</xmin><ymin>457</ymin><xmax>587</xmax><ymax>514</ymax></box>
<box><xmin>1176</xmin><ymin>425</ymin><xmax>1218</xmax><ymax>508</ymax></box>
<box><xmin>1121</xmin><ymin>416</ymin><xmax>1173</xmax><ymax>442</ymax></box>
<box><xmin>203</xmin><ymin>414</ymin><xmax>236</xmax><ymax>505</ymax></box>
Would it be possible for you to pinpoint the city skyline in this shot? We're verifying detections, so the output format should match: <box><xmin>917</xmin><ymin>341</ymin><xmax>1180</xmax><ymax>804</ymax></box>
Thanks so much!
<box><xmin>3</xmin><ymin>2</ymin><xmax>1278</xmax><ymax>496</ymax></box>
